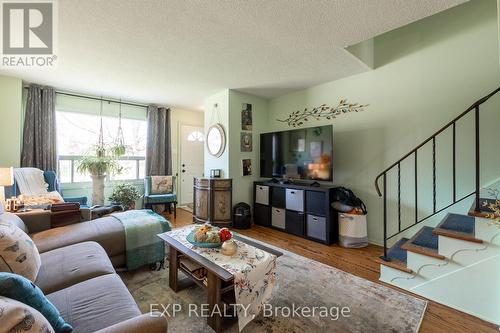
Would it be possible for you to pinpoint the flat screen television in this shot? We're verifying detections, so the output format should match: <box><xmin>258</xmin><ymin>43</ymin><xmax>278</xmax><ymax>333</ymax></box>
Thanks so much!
<box><xmin>260</xmin><ymin>125</ymin><xmax>333</xmax><ymax>181</ymax></box>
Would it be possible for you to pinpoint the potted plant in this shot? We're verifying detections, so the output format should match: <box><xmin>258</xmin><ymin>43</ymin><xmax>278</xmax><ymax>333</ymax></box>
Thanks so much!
<box><xmin>109</xmin><ymin>183</ymin><xmax>140</xmax><ymax>210</ymax></box>
<box><xmin>77</xmin><ymin>147</ymin><xmax>122</xmax><ymax>206</ymax></box>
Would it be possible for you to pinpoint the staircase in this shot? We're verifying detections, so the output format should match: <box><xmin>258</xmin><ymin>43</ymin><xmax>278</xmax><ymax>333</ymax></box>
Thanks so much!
<box><xmin>375</xmin><ymin>87</ymin><xmax>500</xmax><ymax>326</ymax></box>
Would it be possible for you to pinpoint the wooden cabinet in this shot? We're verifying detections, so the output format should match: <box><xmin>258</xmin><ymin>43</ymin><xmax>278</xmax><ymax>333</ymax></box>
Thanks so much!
<box><xmin>193</xmin><ymin>178</ymin><xmax>232</xmax><ymax>227</ymax></box>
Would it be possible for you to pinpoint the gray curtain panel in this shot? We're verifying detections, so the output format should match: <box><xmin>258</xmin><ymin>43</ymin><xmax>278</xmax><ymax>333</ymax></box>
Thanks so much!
<box><xmin>146</xmin><ymin>105</ymin><xmax>172</xmax><ymax>176</ymax></box>
<box><xmin>21</xmin><ymin>85</ymin><xmax>57</xmax><ymax>171</ymax></box>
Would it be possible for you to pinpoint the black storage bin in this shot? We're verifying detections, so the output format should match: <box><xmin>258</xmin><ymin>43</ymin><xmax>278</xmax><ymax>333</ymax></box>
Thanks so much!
<box><xmin>254</xmin><ymin>204</ymin><xmax>271</xmax><ymax>227</ymax></box>
<box><xmin>306</xmin><ymin>191</ymin><xmax>327</xmax><ymax>216</ymax></box>
<box><xmin>271</xmin><ymin>187</ymin><xmax>286</xmax><ymax>208</ymax></box>
<box><xmin>285</xmin><ymin>210</ymin><xmax>305</xmax><ymax>236</ymax></box>
<box><xmin>233</xmin><ymin>202</ymin><xmax>251</xmax><ymax>229</ymax></box>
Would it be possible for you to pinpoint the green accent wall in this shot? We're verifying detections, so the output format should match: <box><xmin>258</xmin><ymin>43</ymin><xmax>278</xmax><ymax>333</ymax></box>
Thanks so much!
<box><xmin>203</xmin><ymin>89</ymin><xmax>268</xmax><ymax>205</ymax></box>
<box><xmin>0</xmin><ymin>75</ymin><xmax>23</xmax><ymax>167</ymax></box>
<box><xmin>265</xmin><ymin>0</ymin><xmax>500</xmax><ymax>245</ymax></box>
<box><xmin>227</xmin><ymin>90</ymin><xmax>268</xmax><ymax>205</ymax></box>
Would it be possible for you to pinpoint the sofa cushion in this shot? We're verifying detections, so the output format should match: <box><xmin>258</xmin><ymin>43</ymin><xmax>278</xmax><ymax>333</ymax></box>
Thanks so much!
<box><xmin>0</xmin><ymin>296</ymin><xmax>56</xmax><ymax>333</ymax></box>
<box><xmin>0</xmin><ymin>221</ymin><xmax>41</xmax><ymax>281</ymax></box>
<box><xmin>0</xmin><ymin>272</ymin><xmax>73</xmax><ymax>333</ymax></box>
<box><xmin>0</xmin><ymin>211</ymin><xmax>28</xmax><ymax>233</ymax></box>
<box><xmin>145</xmin><ymin>194</ymin><xmax>177</xmax><ymax>204</ymax></box>
<box><xmin>46</xmin><ymin>274</ymin><xmax>141</xmax><ymax>333</ymax></box>
<box><xmin>35</xmin><ymin>242</ymin><xmax>115</xmax><ymax>294</ymax></box>
<box><xmin>31</xmin><ymin>216</ymin><xmax>125</xmax><ymax>259</ymax></box>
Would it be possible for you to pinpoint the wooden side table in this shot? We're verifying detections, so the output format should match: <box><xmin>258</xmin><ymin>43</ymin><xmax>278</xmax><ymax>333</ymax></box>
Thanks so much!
<box><xmin>14</xmin><ymin>206</ymin><xmax>82</xmax><ymax>232</ymax></box>
<box><xmin>193</xmin><ymin>178</ymin><xmax>232</xmax><ymax>227</ymax></box>
<box><xmin>14</xmin><ymin>209</ymin><xmax>52</xmax><ymax>233</ymax></box>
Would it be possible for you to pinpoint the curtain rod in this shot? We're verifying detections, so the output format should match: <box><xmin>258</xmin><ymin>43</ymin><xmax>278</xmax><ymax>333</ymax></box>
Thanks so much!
<box><xmin>23</xmin><ymin>86</ymin><xmax>149</xmax><ymax>108</ymax></box>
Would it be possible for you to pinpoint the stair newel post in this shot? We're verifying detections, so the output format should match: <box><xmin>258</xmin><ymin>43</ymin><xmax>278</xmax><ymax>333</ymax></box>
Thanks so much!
<box><xmin>475</xmin><ymin>105</ymin><xmax>481</xmax><ymax>212</ymax></box>
<box><xmin>380</xmin><ymin>172</ymin><xmax>389</xmax><ymax>261</ymax></box>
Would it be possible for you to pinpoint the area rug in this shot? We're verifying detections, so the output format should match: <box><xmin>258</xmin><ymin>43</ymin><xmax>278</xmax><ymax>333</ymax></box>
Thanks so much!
<box><xmin>120</xmin><ymin>238</ymin><xmax>427</xmax><ymax>333</ymax></box>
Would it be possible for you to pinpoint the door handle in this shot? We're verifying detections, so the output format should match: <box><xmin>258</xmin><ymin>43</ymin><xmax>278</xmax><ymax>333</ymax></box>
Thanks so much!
<box><xmin>182</xmin><ymin>170</ymin><xmax>186</xmax><ymax>173</ymax></box>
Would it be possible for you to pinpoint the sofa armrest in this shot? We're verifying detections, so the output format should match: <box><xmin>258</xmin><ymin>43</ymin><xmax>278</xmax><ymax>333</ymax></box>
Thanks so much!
<box><xmin>93</xmin><ymin>313</ymin><xmax>167</xmax><ymax>333</ymax></box>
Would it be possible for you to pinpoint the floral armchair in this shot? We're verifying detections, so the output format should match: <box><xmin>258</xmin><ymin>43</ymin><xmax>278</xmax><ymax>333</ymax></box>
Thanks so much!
<box><xmin>143</xmin><ymin>175</ymin><xmax>177</xmax><ymax>218</ymax></box>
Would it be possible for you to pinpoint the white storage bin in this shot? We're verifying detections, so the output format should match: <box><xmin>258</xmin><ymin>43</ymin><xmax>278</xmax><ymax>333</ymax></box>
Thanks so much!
<box><xmin>271</xmin><ymin>207</ymin><xmax>286</xmax><ymax>229</ymax></box>
<box><xmin>255</xmin><ymin>185</ymin><xmax>269</xmax><ymax>205</ymax></box>
<box><xmin>286</xmin><ymin>189</ymin><xmax>304</xmax><ymax>212</ymax></box>
<box><xmin>338</xmin><ymin>212</ymin><xmax>368</xmax><ymax>248</ymax></box>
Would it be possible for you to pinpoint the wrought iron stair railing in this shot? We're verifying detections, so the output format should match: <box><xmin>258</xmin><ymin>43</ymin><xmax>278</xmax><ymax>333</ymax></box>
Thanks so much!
<box><xmin>375</xmin><ymin>86</ymin><xmax>500</xmax><ymax>261</ymax></box>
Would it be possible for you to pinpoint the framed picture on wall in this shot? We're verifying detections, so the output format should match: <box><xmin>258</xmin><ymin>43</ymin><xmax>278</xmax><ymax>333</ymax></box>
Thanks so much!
<box><xmin>242</xmin><ymin>159</ymin><xmax>252</xmax><ymax>176</ymax></box>
<box><xmin>241</xmin><ymin>103</ymin><xmax>252</xmax><ymax>130</ymax></box>
<box><xmin>240</xmin><ymin>132</ymin><xmax>252</xmax><ymax>152</ymax></box>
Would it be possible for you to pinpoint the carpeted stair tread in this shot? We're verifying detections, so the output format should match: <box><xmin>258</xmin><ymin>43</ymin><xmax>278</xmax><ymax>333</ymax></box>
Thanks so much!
<box><xmin>469</xmin><ymin>198</ymin><xmax>500</xmax><ymax>219</ymax></box>
<box><xmin>433</xmin><ymin>213</ymin><xmax>483</xmax><ymax>243</ymax></box>
<box><xmin>402</xmin><ymin>226</ymin><xmax>445</xmax><ymax>260</ymax></box>
<box><xmin>387</xmin><ymin>238</ymin><xmax>409</xmax><ymax>263</ymax></box>
<box><xmin>437</xmin><ymin>213</ymin><xmax>475</xmax><ymax>234</ymax></box>
<box><xmin>409</xmin><ymin>226</ymin><xmax>438</xmax><ymax>249</ymax></box>
<box><xmin>378</xmin><ymin>238</ymin><xmax>413</xmax><ymax>273</ymax></box>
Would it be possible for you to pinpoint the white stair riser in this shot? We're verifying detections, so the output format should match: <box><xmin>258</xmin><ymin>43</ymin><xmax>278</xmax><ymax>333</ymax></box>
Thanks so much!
<box><xmin>475</xmin><ymin>217</ymin><xmax>500</xmax><ymax>243</ymax></box>
<box><xmin>410</xmin><ymin>254</ymin><xmax>500</xmax><ymax>326</ymax></box>
<box><xmin>406</xmin><ymin>252</ymin><xmax>459</xmax><ymax>281</ymax></box>
<box><xmin>438</xmin><ymin>235</ymin><xmax>499</xmax><ymax>266</ymax></box>
<box><xmin>379</xmin><ymin>265</ymin><xmax>424</xmax><ymax>289</ymax></box>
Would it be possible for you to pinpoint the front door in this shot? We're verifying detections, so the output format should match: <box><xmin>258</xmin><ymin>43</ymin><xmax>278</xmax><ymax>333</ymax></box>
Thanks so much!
<box><xmin>179</xmin><ymin>125</ymin><xmax>204</xmax><ymax>205</ymax></box>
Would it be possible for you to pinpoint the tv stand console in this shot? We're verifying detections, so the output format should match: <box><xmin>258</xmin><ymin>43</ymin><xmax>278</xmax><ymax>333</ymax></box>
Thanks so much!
<box><xmin>253</xmin><ymin>181</ymin><xmax>338</xmax><ymax>244</ymax></box>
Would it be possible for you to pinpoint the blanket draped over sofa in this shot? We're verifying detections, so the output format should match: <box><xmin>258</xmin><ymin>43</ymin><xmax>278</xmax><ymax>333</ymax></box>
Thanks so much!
<box><xmin>111</xmin><ymin>210</ymin><xmax>171</xmax><ymax>270</ymax></box>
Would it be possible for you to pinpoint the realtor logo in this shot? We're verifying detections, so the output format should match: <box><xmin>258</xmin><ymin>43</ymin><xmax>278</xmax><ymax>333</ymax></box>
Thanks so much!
<box><xmin>1</xmin><ymin>0</ymin><xmax>57</xmax><ymax>67</ymax></box>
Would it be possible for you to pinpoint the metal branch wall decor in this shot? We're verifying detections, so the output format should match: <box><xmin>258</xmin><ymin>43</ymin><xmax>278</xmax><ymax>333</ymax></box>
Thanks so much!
<box><xmin>276</xmin><ymin>99</ymin><xmax>368</xmax><ymax>127</ymax></box>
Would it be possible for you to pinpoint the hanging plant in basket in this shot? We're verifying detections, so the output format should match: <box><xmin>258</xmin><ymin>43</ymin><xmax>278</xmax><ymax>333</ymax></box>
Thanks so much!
<box><xmin>277</xmin><ymin>99</ymin><xmax>368</xmax><ymax>127</ymax></box>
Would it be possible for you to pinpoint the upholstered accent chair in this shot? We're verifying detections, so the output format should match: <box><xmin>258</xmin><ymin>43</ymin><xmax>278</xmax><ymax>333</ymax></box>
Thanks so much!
<box><xmin>4</xmin><ymin>170</ymin><xmax>88</xmax><ymax>207</ymax></box>
<box><xmin>143</xmin><ymin>176</ymin><xmax>177</xmax><ymax>218</ymax></box>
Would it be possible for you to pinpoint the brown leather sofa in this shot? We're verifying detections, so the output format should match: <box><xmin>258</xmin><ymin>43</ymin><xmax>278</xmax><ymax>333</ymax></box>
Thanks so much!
<box><xmin>1</xmin><ymin>212</ymin><xmax>168</xmax><ymax>333</ymax></box>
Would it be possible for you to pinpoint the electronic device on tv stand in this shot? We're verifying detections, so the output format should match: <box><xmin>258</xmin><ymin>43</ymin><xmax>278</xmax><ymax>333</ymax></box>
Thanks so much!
<box><xmin>260</xmin><ymin>125</ymin><xmax>334</xmax><ymax>181</ymax></box>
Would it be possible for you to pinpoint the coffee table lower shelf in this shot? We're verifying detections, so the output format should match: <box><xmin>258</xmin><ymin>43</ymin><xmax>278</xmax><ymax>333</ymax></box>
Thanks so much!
<box><xmin>160</xmin><ymin>232</ymin><xmax>283</xmax><ymax>333</ymax></box>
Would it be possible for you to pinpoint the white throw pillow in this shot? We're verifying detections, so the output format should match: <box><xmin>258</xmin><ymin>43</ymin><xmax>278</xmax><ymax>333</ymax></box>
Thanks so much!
<box><xmin>0</xmin><ymin>296</ymin><xmax>55</xmax><ymax>333</ymax></box>
<box><xmin>0</xmin><ymin>222</ymin><xmax>41</xmax><ymax>281</ymax></box>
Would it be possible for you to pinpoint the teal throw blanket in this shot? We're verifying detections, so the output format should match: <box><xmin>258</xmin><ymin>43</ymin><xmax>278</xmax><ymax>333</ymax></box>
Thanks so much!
<box><xmin>111</xmin><ymin>210</ymin><xmax>171</xmax><ymax>270</ymax></box>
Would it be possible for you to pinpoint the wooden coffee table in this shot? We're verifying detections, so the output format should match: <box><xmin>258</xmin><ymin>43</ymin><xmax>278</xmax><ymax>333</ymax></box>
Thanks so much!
<box><xmin>158</xmin><ymin>232</ymin><xmax>282</xmax><ymax>332</ymax></box>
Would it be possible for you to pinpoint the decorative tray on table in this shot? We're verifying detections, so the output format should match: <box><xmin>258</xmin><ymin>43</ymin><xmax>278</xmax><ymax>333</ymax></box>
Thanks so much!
<box><xmin>186</xmin><ymin>224</ymin><xmax>233</xmax><ymax>248</ymax></box>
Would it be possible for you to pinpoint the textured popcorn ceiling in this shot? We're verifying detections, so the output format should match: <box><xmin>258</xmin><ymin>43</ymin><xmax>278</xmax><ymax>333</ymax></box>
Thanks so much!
<box><xmin>0</xmin><ymin>0</ymin><xmax>467</xmax><ymax>110</ymax></box>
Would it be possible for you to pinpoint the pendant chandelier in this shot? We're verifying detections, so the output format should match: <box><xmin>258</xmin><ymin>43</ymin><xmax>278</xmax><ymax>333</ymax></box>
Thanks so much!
<box><xmin>113</xmin><ymin>99</ymin><xmax>126</xmax><ymax>156</ymax></box>
<box><xmin>96</xmin><ymin>97</ymin><xmax>106</xmax><ymax>157</ymax></box>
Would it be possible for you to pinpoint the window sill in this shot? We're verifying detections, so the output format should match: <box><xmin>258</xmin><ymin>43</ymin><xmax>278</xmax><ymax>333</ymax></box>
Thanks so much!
<box><xmin>61</xmin><ymin>179</ymin><xmax>144</xmax><ymax>190</ymax></box>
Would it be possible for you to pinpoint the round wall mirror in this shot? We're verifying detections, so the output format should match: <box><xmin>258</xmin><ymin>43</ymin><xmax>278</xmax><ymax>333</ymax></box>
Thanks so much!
<box><xmin>206</xmin><ymin>123</ymin><xmax>226</xmax><ymax>157</ymax></box>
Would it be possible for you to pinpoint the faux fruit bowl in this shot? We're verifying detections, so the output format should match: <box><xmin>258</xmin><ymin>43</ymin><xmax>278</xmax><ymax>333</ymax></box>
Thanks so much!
<box><xmin>186</xmin><ymin>230</ymin><xmax>223</xmax><ymax>248</ymax></box>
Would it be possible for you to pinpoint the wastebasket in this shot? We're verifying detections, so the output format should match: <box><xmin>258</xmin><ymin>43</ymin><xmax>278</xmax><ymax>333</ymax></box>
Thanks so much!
<box><xmin>233</xmin><ymin>202</ymin><xmax>251</xmax><ymax>229</ymax></box>
<box><xmin>338</xmin><ymin>212</ymin><xmax>368</xmax><ymax>248</ymax></box>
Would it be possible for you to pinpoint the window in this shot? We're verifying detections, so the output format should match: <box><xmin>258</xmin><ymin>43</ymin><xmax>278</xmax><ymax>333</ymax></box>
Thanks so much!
<box><xmin>187</xmin><ymin>130</ymin><xmax>204</xmax><ymax>142</ymax></box>
<box><xmin>56</xmin><ymin>111</ymin><xmax>147</xmax><ymax>183</ymax></box>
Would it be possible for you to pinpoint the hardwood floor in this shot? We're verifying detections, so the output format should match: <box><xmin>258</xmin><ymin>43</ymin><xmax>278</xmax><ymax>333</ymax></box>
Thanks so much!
<box><xmin>164</xmin><ymin>208</ymin><xmax>498</xmax><ymax>333</ymax></box>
